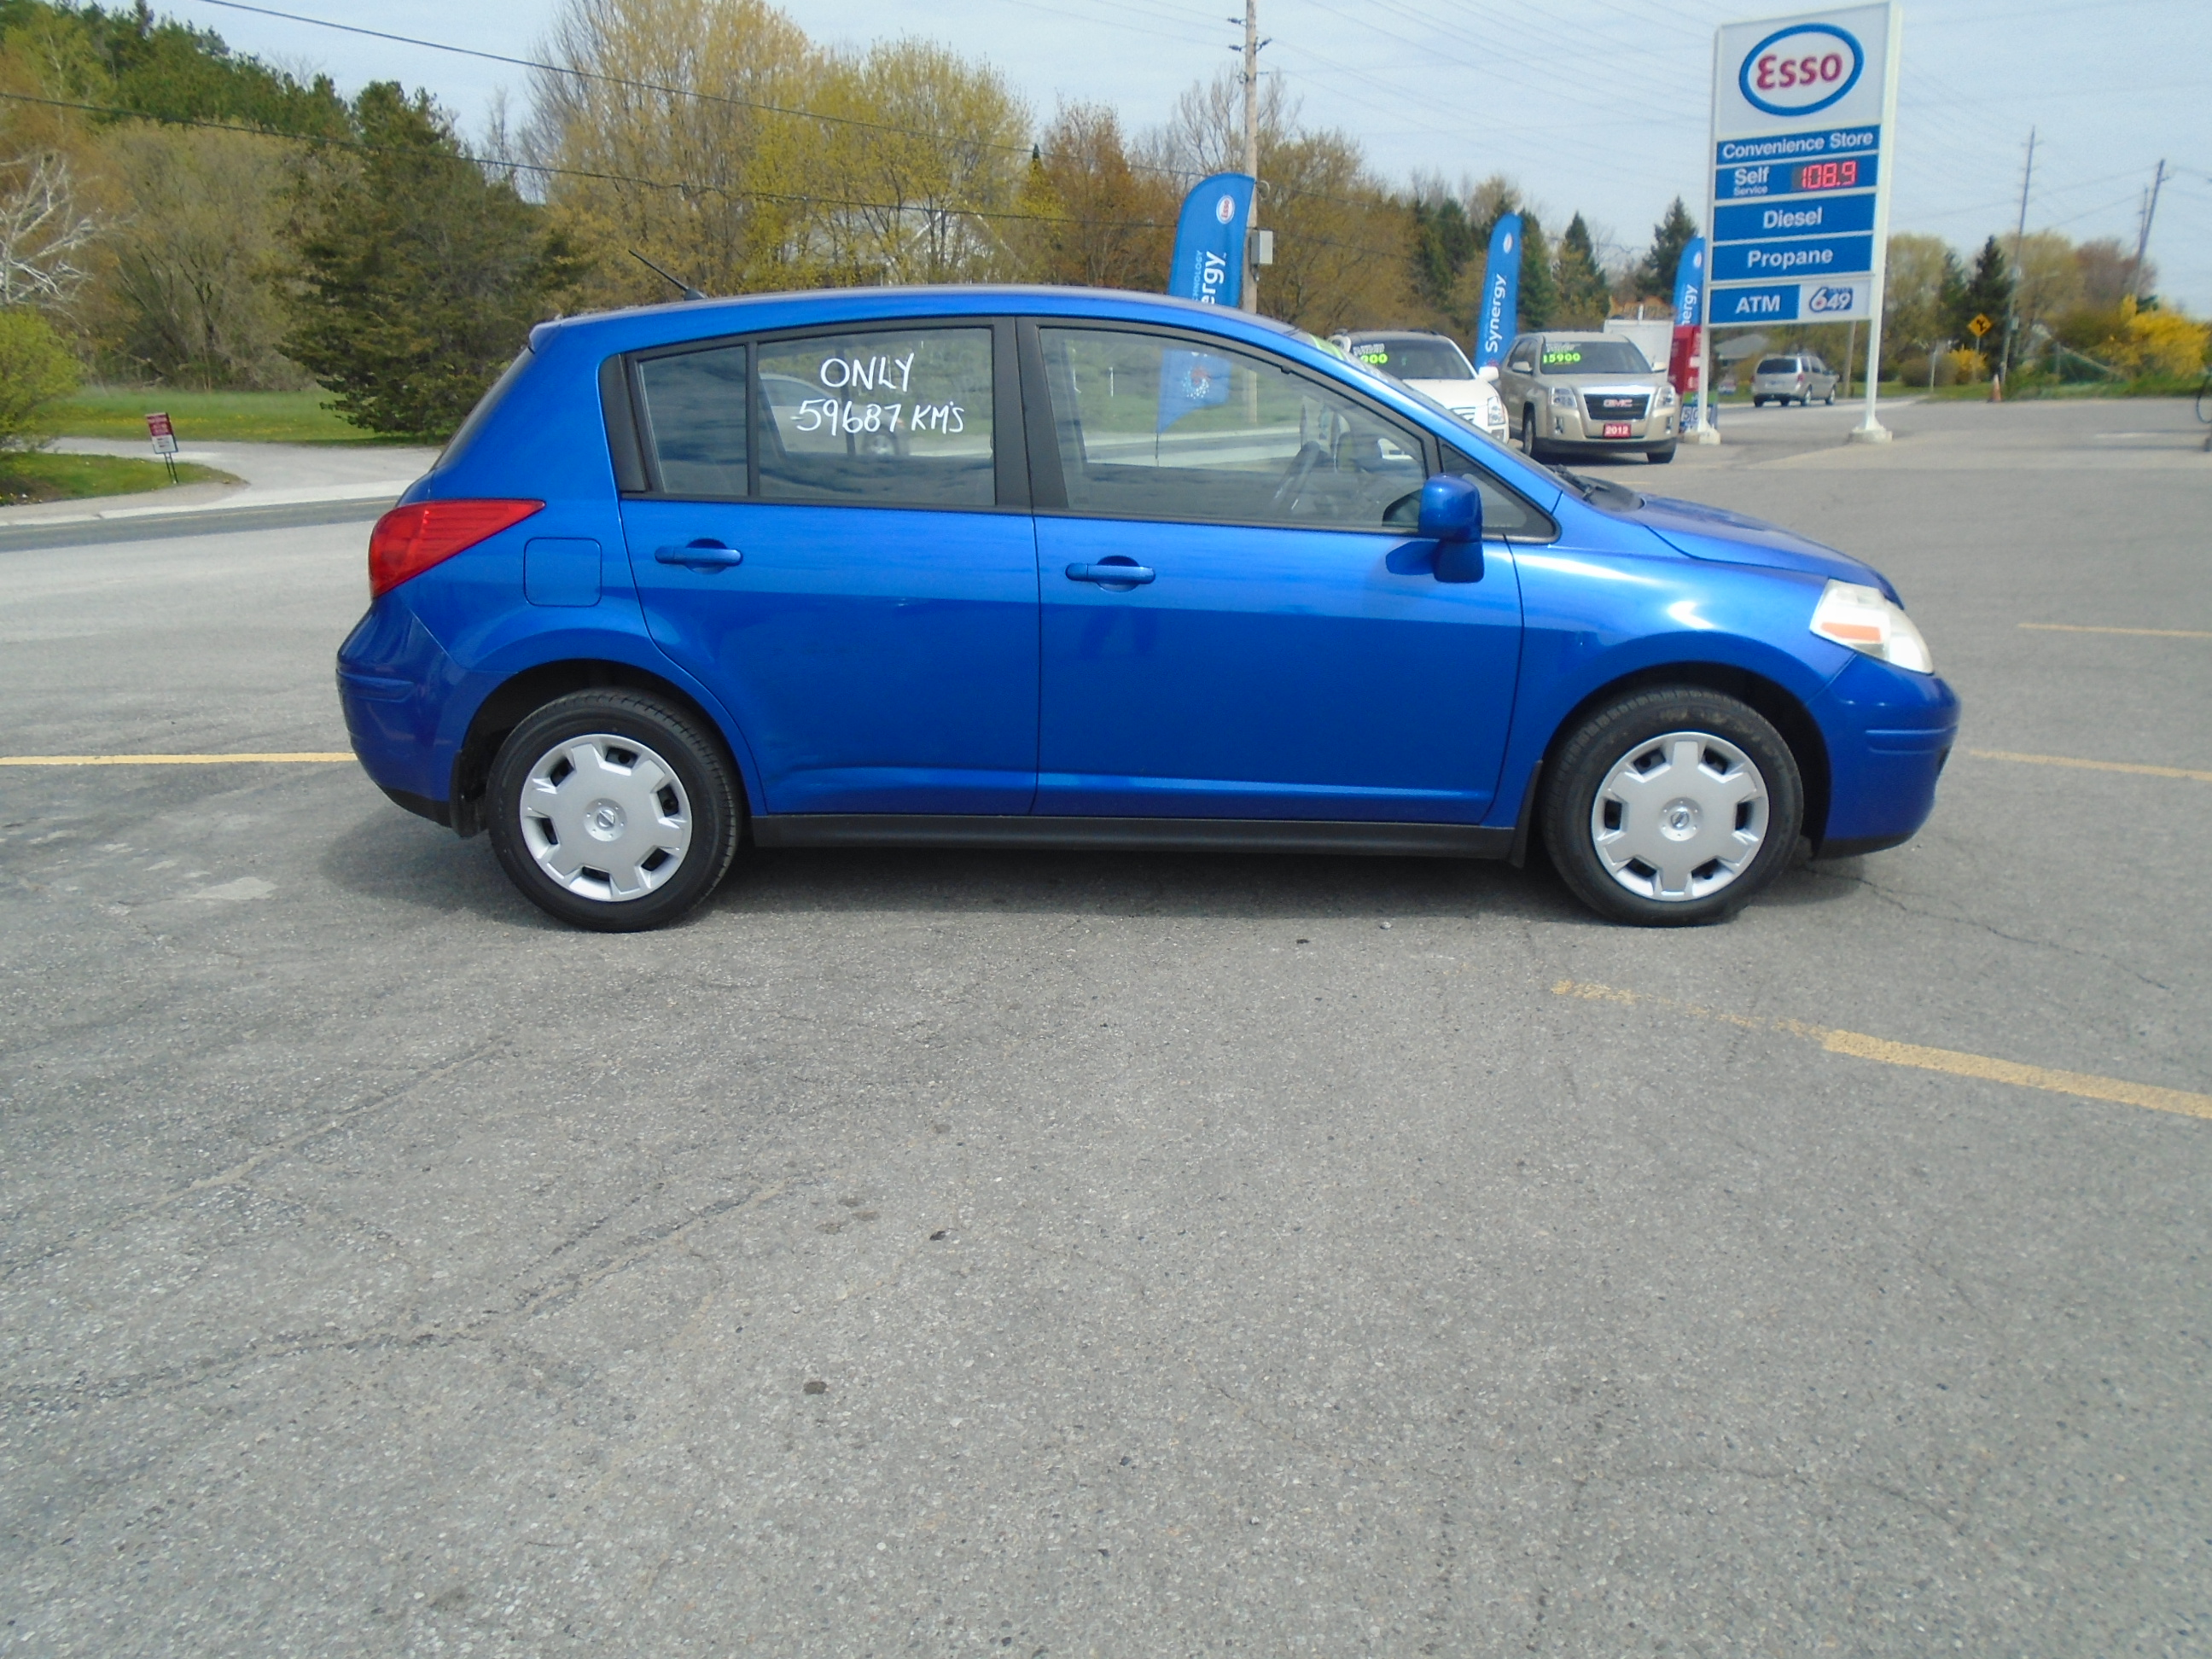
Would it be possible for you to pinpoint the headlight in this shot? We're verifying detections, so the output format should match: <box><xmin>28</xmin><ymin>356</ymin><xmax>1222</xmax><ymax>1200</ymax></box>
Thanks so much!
<box><xmin>1656</xmin><ymin>383</ymin><xmax>1678</xmax><ymax>407</ymax></box>
<box><xmin>1809</xmin><ymin>579</ymin><xmax>1934</xmax><ymax>674</ymax></box>
<box><xmin>1550</xmin><ymin>387</ymin><xmax>1575</xmax><ymax>409</ymax></box>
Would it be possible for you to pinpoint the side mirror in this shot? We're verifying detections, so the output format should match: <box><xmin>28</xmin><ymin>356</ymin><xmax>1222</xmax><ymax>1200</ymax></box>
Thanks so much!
<box><xmin>1477</xmin><ymin>364</ymin><xmax>1500</xmax><ymax>382</ymax></box>
<box><xmin>1417</xmin><ymin>473</ymin><xmax>1484</xmax><ymax>583</ymax></box>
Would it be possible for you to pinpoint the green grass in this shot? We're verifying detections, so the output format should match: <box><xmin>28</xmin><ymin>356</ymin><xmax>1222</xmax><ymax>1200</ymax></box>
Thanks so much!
<box><xmin>45</xmin><ymin>388</ymin><xmax>408</xmax><ymax>445</ymax></box>
<box><xmin>0</xmin><ymin>451</ymin><xmax>236</xmax><ymax>504</ymax></box>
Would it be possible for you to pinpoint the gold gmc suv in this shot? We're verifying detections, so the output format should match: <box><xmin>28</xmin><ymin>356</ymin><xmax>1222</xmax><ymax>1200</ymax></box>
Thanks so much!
<box><xmin>1498</xmin><ymin>331</ymin><xmax>1679</xmax><ymax>466</ymax></box>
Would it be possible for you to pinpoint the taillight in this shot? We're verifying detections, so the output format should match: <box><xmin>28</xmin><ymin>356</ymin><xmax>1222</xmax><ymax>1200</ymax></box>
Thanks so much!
<box><xmin>369</xmin><ymin>499</ymin><xmax>544</xmax><ymax>597</ymax></box>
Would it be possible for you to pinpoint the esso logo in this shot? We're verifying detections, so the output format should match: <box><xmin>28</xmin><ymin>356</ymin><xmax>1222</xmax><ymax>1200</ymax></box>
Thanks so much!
<box><xmin>1740</xmin><ymin>24</ymin><xmax>1863</xmax><ymax>117</ymax></box>
<box><xmin>1214</xmin><ymin>193</ymin><xmax>1237</xmax><ymax>225</ymax></box>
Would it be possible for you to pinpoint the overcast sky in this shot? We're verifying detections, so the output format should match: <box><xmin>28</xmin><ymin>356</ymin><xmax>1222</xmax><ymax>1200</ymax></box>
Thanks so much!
<box><xmin>172</xmin><ymin>0</ymin><xmax>2212</xmax><ymax>312</ymax></box>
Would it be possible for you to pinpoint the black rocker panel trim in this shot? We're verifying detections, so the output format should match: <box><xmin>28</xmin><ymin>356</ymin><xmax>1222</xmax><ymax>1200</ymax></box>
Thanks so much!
<box><xmin>749</xmin><ymin>815</ymin><xmax>1514</xmax><ymax>859</ymax></box>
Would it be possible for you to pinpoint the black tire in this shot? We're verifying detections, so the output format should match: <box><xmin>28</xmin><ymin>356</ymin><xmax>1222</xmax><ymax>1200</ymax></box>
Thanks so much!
<box><xmin>1825</xmin><ymin>387</ymin><xmax>1836</xmax><ymax>405</ymax></box>
<box><xmin>486</xmin><ymin>690</ymin><xmax>742</xmax><ymax>932</ymax></box>
<box><xmin>1522</xmin><ymin>404</ymin><xmax>1545</xmax><ymax>459</ymax></box>
<box><xmin>1645</xmin><ymin>443</ymin><xmax>1677</xmax><ymax>464</ymax></box>
<box><xmin>1540</xmin><ymin>687</ymin><xmax>1804</xmax><ymax>927</ymax></box>
<box><xmin>1752</xmin><ymin>396</ymin><xmax>1766</xmax><ymax>408</ymax></box>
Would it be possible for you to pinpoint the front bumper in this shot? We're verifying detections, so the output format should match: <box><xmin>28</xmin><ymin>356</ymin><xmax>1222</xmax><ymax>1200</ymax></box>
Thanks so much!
<box><xmin>1541</xmin><ymin>404</ymin><xmax>1679</xmax><ymax>448</ymax></box>
<box><xmin>1807</xmin><ymin>653</ymin><xmax>1962</xmax><ymax>858</ymax></box>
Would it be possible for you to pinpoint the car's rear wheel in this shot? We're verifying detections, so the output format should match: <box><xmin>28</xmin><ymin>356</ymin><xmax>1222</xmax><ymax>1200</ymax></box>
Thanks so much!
<box><xmin>486</xmin><ymin>690</ymin><xmax>742</xmax><ymax>932</ymax></box>
<box><xmin>1540</xmin><ymin>687</ymin><xmax>1803</xmax><ymax>926</ymax></box>
<box><xmin>1825</xmin><ymin>387</ymin><xmax>1836</xmax><ymax>405</ymax></box>
<box><xmin>1752</xmin><ymin>396</ymin><xmax>1766</xmax><ymax>408</ymax></box>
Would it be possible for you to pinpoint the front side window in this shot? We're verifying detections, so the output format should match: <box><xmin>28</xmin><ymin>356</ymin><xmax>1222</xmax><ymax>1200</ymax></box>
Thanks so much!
<box><xmin>636</xmin><ymin>343</ymin><xmax>748</xmax><ymax>498</ymax></box>
<box><xmin>1039</xmin><ymin>326</ymin><xmax>1425</xmax><ymax>531</ymax></box>
<box><xmin>1441</xmin><ymin>445</ymin><xmax>1560</xmax><ymax>542</ymax></box>
<box><xmin>756</xmin><ymin>327</ymin><xmax>993</xmax><ymax>508</ymax></box>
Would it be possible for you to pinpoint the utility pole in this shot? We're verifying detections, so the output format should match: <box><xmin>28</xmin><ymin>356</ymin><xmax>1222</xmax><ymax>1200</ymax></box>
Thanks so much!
<box><xmin>1239</xmin><ymin>0</ymin><xmax>1264</xmax><ymax>313</ymax></box>
<box><xmin>2001</xmin><ymin>127</ymin><xmax>2034</xmax><ymax>381</ymax></box>
<box><xmin>2131</xmin><ymin>159</ymin><xmax>2167</xmax><ymax>300</ymax></box>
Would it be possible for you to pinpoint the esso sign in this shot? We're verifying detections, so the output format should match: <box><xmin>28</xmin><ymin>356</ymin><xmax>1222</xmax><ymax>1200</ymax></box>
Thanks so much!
<box><xmin>1739</xmin><ymin>24</ymin><xmax>1864</xmax><ymax>117</ymax></box>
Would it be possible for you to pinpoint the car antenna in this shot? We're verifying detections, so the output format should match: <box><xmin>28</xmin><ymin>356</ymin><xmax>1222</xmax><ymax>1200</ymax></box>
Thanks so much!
<box><xmin>630</xmin><ymin>250</ymin><xmax>707</xmax><ymax>302</ymax></box>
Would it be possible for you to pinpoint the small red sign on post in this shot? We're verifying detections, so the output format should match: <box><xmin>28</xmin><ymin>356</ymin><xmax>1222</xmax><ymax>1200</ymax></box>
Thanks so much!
<box><xmin>146</xmin><ymin>410</ymin><xmax>179</xmax><ymax>480</ymax></box>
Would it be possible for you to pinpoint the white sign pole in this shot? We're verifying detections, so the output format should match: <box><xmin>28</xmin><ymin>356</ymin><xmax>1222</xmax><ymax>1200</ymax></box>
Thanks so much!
<box><xmin>1848</xmin><ymin>2</ymin><xmax>1903</xmax><ymax>444</ymax></box>
<box><xmin>1694</xmin><ymin>26</ymin><xmax>1722</xmax><ymax>444</ymax></box>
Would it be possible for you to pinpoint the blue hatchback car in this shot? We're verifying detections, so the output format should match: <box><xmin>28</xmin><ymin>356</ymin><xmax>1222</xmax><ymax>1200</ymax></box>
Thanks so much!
<box><xmin>338</xmin><ymin>286</ymin><xmax>1958</xmax><ymax>930</ymax></box>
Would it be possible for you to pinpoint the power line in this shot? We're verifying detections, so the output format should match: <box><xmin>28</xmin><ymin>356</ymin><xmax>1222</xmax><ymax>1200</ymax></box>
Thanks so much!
<box><xmin>183</xmin><ymin>0</ymin><xmax>1045</xmax><ymax>158</ymax></box>
<box><xmin>0</xmin><ymin>86</ymin><xmax>1420</xmax><ymax>265</ymax></box>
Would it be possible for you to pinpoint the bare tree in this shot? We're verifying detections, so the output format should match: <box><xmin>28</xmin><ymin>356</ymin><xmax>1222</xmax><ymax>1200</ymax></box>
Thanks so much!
<box><xmin>0</xmin><ymin>152</ymin><xmax>100</xmax><ymax>311</ymax></box>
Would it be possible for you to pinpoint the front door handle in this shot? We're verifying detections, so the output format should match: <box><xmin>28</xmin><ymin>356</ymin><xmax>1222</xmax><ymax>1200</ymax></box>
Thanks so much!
<box><xmin>655</xmin><ymin>540</ymin><xmax>743</xmax><ymax>571</ymax></box>
<box><xmin>1065</xmin><ymin>562</ymin><xmax>1155</xmax><ymax>585</ymax></box>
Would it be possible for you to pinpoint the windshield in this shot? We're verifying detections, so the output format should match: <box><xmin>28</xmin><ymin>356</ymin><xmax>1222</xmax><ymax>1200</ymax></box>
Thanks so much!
<box><xmin>1539</xmin><ymin>340</ymin><xmax>1650</xmax><ymax>375</ymax></box>
<box><xmin>1756</xmin><ymin>357</ymin><xmax>1802</xmax><ymax>374</ymax></box>
<box><xmin>1349</xmin><ymin>336</ymin><xmax>1474</xmax><ymax>381</ymax></box>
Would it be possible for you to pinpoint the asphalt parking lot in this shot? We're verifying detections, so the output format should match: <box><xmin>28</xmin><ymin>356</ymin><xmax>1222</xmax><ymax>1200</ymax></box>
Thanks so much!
<box><xmin>3</xmin><ymin>395</ymin><xmax>2206</xmax><ymax>1656</ymax></box>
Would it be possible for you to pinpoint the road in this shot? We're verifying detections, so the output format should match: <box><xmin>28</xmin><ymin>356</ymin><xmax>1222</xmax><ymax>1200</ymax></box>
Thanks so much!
<box><xmin>2</xmin><ymin>396</ymin><xmax>2205</xmax><ymax>1656</ymax></box>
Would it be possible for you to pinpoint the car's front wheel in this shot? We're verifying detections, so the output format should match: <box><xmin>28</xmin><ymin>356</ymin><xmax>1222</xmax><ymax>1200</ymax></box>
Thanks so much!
<box><xmin>1522</xmin><ymin>405</ymin><xmax>1546</xmax><ymax>459</ymax></box>
<box><xmin>1540</xmin><ymin>687</ymin><xmax>1803</xmax><ymax>926</ymax></box>
<box><xmin>486</xmin><ymin>690</ymin><xmax>742</xmax><ymax>931</ymax></box>
<box><xmin>1645</xmin><ymin>442</ymin><xmax>1676</xmax><ymax>464</ymax></box>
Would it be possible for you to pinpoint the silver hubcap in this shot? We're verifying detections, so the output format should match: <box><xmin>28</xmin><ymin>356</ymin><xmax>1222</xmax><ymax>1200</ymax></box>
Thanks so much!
<box><xmin>519</xmin><ymin>734</ymin><xmax>691</xmax><ymax>903</ymax></box>
<box><xmin>1590</xmin><ymin>730</ymin><xmax>1768</xmax><ymax>902</ymax></box>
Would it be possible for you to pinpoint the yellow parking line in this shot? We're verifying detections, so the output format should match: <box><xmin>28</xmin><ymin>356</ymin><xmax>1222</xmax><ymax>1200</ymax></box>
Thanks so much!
<box><xmin>0</xmin><ymin>753</ymin><xmax>353</xmax><ymax>765</ymax></box>
<box><xmin>1966</xmin><ymin>749</ymin><xmax>2212</xmax><ymax>783</ymax></box>
<box><xmin>2019</xmin><ymin>622</ymin><xmax>2212</xmax><ymax>639</ymax></box>
<box><xmin>1551</xmin><ymin>980</ymin><xmax>2211</xmax><ymax>1122</ymax></box>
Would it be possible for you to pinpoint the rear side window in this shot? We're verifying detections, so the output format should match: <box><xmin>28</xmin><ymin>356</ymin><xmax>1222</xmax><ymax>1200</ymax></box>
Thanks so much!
<box><xmin>756</xmin><ymin>327</ymin><xmax>993</xmax><ymax>508</ymax></box>
<box><xmin>637</xmin><ymin>343</ymin><xmax>748</xmax><ymax>497</ymax></box>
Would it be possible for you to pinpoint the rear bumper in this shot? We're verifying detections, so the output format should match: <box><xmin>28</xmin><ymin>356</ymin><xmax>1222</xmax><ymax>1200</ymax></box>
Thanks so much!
<box><xmin>337</xmin><ymin>597</ymin><xmax>465</xmax><ymax>810</ymax></box>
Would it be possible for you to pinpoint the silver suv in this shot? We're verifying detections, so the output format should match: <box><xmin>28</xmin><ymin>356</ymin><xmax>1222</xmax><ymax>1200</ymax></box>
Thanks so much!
<box><xmin>1498</xmin><ymin>332</ymin><xmax>1679</xmax><ymax>465</ymax></box>
<box><xmin>1750</xmin><ymin>353</ymin><xmax>1839</xmax><ymax>407</ymax></box>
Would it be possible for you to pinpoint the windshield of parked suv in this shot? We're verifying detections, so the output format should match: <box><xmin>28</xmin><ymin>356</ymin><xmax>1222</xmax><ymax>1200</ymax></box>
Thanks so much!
<box><xmin>1539</xmin><ymin>340</ymin><xmax>1650</xmax><ymax>375</ymax></box>
<box><xmin>1349</xmin><ymin>337</ymin><xmax>1474</xmax><ymax>380</ymax></box>
<box><xmin>1756</xmin><ymin>358</ymin><xmax>1802</xmax><ymax>375</ymax></box>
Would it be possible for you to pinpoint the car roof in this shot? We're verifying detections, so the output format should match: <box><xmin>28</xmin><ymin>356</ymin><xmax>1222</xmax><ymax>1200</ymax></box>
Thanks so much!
<box><xmin>1346</xmin><ymin>329</ymin><xmax>1453</xmax><ymax>342</ymax></box>
<box><xmin>532</xmin><ymin>283</ymin><xmax>1312</xmax><ymax>358</ymax></box>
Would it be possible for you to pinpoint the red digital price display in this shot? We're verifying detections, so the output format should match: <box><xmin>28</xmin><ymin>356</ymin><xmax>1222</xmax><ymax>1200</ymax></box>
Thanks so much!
<box><xmin>1793</xmin><ymin>159</ymin><xmax>1860</xmax><ymax>192</ymax></box>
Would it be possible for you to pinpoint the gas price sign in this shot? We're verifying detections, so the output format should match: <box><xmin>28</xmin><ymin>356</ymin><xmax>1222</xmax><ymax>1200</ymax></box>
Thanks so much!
<box><xmin>1704</xmin><ymin>3</ymin><xmax>1897</xmax><ymax>327</ymax></box>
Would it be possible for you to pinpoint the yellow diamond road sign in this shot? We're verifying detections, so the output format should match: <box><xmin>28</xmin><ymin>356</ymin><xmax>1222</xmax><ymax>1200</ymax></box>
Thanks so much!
<box><xmin>1967</xmin><ymin>313</ymin><xmax>1994</xmax><ymax>337</ymax></box>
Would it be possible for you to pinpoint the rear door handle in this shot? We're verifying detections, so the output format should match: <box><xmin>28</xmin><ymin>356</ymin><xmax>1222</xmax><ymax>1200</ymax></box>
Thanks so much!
<box><xmin>1064</xmin><ymin>562</ymin><xmax>1155</xmax><ymax>585</ymax></box>
<box><xmin>655</xmin><ymin>541</ymin><xmax>743</xmax><ymax>570</ymax></box>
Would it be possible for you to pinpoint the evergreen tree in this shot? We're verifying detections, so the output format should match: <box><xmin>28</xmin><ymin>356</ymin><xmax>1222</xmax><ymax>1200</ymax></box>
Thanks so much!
<box><xmin>0</xmin><ymin>1</ymin><xmax>350</xmax><ymax>136</ymax></box>
<box><xmin>282</xmin><ymin>84</ymin><xmax>586</xmax><ymax>439</ymax></box>
<box><xmin>1555</xmin><ymin>212</ymin><xmax>1610</xmax><ymax>328</ymax></box>
<box><xmin>1408</xmin><ymin>193</ymin><xmax>1476</xmax><ymax>315</ymax></box>
<box><xmin>1951</xmin><ymin>236</ymin><xmax>2013</xmax><ymax>355</ymax></box>
<box><xmin>1516</xmin><ymin>212</ymin><xmax>1557</xmax><ymax>332</ymax></box>
<box><xmin>1633</xmin><ymin>196</ymin><xmax>1698</xmax><ymax>298</ymax></box>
